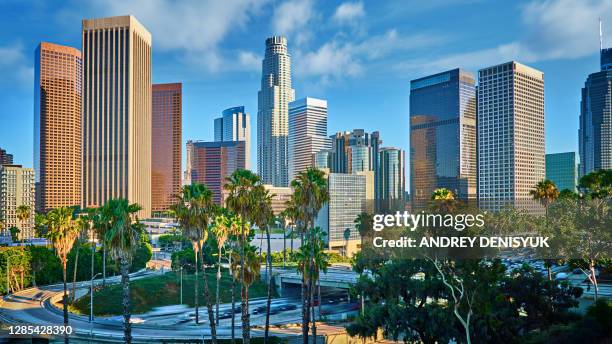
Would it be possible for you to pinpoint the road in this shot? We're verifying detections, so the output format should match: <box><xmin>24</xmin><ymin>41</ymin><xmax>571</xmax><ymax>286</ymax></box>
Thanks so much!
<box><xmin>0</xmin><ymin>270</ymin><xmax>354</xmax><ymax>343</ymax></box>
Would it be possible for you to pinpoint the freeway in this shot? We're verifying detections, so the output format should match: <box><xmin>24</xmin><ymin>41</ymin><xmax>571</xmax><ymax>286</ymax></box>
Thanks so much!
<box><xmin>0</xmin><ymin>270</ymin><xmax>354</xmax><ymax>343</ymax></box>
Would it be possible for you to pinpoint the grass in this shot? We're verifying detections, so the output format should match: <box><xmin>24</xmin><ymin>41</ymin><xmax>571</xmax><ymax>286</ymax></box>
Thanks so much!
<box><xmin>70</xmin><ymin>270</ymin><xmax>275</xmax><ymax>316</ymax></box>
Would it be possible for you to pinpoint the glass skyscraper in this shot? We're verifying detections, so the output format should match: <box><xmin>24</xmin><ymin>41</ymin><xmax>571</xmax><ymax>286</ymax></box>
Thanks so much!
<box><xmin>409</xmin><ymin>68</ymin><xmax>476</xmax><ymax>208</ymax></box>
<box><xmin>257</xmin><ymin>36</ymin><xmax>295</xmax><ymax>186</ymax></box>
<box><xmin>378</xmin><ymin>147</ymin><xmax>405</xmax><ymax>211</ymax></box>
<box><xmin>215</xmin><ymin>106</ymin><xmax>250</xmax><ymax>169</ymax></box>
<box><xmin>579</xmin><ymin>46</ymin><xmax>612</xmax><ymax>177</ymax></box>
<box><xmin>545</xmin><ymin>152</ymin><xmax>577</xmax><ymax>192</ymax></box>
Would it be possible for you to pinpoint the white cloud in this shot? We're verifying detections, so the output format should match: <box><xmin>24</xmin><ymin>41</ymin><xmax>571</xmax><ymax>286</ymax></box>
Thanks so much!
<box><xmin>272</xmin><ymin>0</ymin><xmax>314</xmax><ymax>43</ymax></box>
<box><xmin>401</xmin><ymin>0</ymin><xmax>612</xmax><ymax>72</ymax></box>
<box><xmin>333</xmin><ymin>2</ymin><xmax>365</xmax><ymax>23</ymax></box>
<box><xmin>0</xmin><ymin>43</ymin><xmax>33</xmax><ymax>88</ymax></box>
<box><xmin>80</xmin><ymin>0</ymin><xmax>268</xmax><ymax>72</ymax></box>
<box><xmin>238</xmin><ymin>51</ymin><xmax>262</xmax><ymax>70</ymax></box>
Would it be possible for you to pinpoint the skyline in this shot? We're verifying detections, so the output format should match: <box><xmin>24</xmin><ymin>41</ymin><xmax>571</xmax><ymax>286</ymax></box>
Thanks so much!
<box><xmin>2</xmin><ymin>1</ymin><xmax>612</xmax><ymax>190</ymax></box>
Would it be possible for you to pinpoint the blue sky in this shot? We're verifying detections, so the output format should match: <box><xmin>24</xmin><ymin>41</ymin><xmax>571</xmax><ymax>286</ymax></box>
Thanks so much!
<box><xmin>1</xmin><ymin>0</ymin><xmax>611</xmax><ymax>188</ymax></box>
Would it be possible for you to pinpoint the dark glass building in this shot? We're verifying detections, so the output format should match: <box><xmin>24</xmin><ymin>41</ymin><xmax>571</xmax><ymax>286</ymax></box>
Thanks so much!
<box><xmin>545</xmin><ymin>152</ymin><xmax>577</xmax><ymax>192</ymax></box>
<box><xmin>409</xmin><ymin>69</ymin><xmax>477</xmax><ymax>208</ymax></box>
<box><xmin>579</xmin><ymin>47</ymin><xmax>612</xmax><ymax>177</ymax></box>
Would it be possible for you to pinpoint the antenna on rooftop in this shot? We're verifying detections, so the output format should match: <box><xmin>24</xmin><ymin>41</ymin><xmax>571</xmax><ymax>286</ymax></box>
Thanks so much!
<box><xmin>600</xmin><ymin>17</ymin><xmax>603</xmax><ymax>52</ymax></box>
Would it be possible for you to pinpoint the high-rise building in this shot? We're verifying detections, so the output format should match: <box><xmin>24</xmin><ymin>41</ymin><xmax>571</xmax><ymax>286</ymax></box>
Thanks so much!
<box><xmin>545</xmin><ymin>152</ymin><xmax>577</xmax><ymax>192</ymax></box>
<box><xmin>186</xmin><ymin>140</ymin><xmax>246</xmax><ymax>204</ymax></box>
<box><xmin>288</xmin><ymin>97</ymin><xmax>330</xmax><ymax>181</ymax></box>
<box><xmin>152</xmin><ymin>83</ymin><xmax>182</xmax><ymax>213</ymax></box>
<box><xmin>313</xmin><ymin>150</ymin><xmax>332</xmax><ymax>172</ymax></box>
<box><xmin>257</xmin><ymin>36</ymin><xmax>295</xmax><ymax>186</ymax></box>
<box><xmin>82</xmin><ymin>15</ymin><xmax>152</xmax><ymax>218</ymax></box>
<box><xmin>330</xmin><ymin>130</ymin><xmax>381</xmax><ymax>174</ymax></box>
<box><xmin>0</xmin><ymin>148</ymin><xmax>13</xmax><ymax>166</ymax></box>
<box><xmin>214</xmin><ymin>106</ymin><xmax>251</xmax><ymax>169</ymax></box>
<box><xmin>378</xmin><ymin>147</ymin><xmax>406</xmax><ymax>211</ymax></box>
<box><xmin>579</xmin><ymin>45</ymin><xmax>612</xmax><ymax>177</ymax></box>
<box><xmin>0</xmin><ymin>165</ymin><xmax>35</xmax><ymax>240</ymax></box>
<box><xmin>477</xmin><ymin>61</ymin><xmax>545</xmax><ymax>212</ymax></box>
<box><xmin>34</xmin><ymin>42</ymin><xmax>82</xmax><ymax>212</ymax></box>
<box><xmin>409</xmin><ymin>69</ymin><xmax>476</xmax><ymax>207</ymax></box>
<box><xmin>263</xmin><ymin>184</ymin><xmax>292</xmax><ymax>215</ymax></box>
<box><xmin>315</xmin><ymin>173</ymin><xmax>366</xmax><ymax>257</ymax></box>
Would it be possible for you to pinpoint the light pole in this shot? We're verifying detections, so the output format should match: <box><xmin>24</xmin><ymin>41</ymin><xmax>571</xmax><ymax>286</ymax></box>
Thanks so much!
<box><xmin>180</xmin><ymin>266</ymin><xmax>183</xmax><ymax>305</ymax></box>
<box><xmin>90</xmin><ymin>273</ymin><xmax>101</xmax><ymax>322</ymax></box>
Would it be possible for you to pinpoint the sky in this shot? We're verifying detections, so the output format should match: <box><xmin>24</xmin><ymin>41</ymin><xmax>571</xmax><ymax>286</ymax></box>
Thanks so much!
<box><xmin>1</xmin><ymin>0</ymin><xmax>612</xmax><ymax>189</ymax></box>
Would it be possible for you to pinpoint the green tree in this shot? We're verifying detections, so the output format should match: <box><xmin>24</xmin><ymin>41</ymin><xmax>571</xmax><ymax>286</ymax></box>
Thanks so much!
<box><xmin>45</xmin><ymin>206</ymin><xmax>79</xmax><ymax>344</ymax></box>
<box><xmin>212</xmin><ymin>211</ymin><xmax>231</xmax><ymax>326</ymax></box>
<box><xmin>530</xmin><ymin>179</ymin><xmax>560</xmax><ymax>214</ymax></box>
<box><xmin>354</xmin><ymin>212</ymin><xmax>373</xmax><ymax>251</ymax></box>
<box><xmin>16</xmin><ymin>204</ymin><xmax>31</xmax><ymax>240</ymax></box>
<box><xmin>103</xmin><ymin>199</ymin><xmax>143</xmax><ymax>344</ymax></box>
<box><xmin>8</xmin><ymin>227</ymin><xmax>19</xmax><ymax>243</ymax></box>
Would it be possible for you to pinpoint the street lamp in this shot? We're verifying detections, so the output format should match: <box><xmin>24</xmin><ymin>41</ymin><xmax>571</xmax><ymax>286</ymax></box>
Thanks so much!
<box><xmin>90</xmin><ymin>272</ymin><xmax>101</xmax><ymax>322</ymax></box>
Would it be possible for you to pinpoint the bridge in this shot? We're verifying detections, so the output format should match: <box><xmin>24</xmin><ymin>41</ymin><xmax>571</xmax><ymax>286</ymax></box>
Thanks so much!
<box><xmin>271</xmin><ymin>266</ymin><xmax>359</xmax><ymax>290</ymax></box>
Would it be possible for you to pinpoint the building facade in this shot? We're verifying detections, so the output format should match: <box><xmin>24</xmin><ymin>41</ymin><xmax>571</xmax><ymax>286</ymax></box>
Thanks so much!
<box><xmin>477</xmin><ymin>61</ymin><xmax>545</xmax><ymax>212</ymax></box>
<box><xmin>0</xmin><ymin>165</ymin><xmax>35</xmax><ymax>240</ymax></box>
<box><xmin>33</xmin><ymin>42</ymin><xmax>82</xmax><ymax>212</ymax></box>
<box><xmin>315</xmin><ymin>173</ymin><xmax>366</xmax><ymax>257</ymax></box>
<box><xmin>0</xmin><ymin>148</ymin><xmax>13</xmax><ymax>166</ymax></box>
<box><xmin>330</xmin><ymin>130</ymin><xmax>381</xmax><ymax>175</ymax></box>
<box><xmin>263</xmin><ymin>185</ymin><xmax>292</xmax><ymax>215</ymax></box>
<box><xmin>378</xmin><ymin>147</ymin><xmax>406</xmax><ymax>211</ymax></box>
<box><xmin>257</xmin><ymin>36</ymin><xmax>295</xmax><ymax>186</ymax></box>
<box><xmin>152</xmin><ymin>83</ymin><xmax>182</xmax><ymax>213</ymax></box>
<box><xmin>214</xmin><ymin>106</ymin><xmax>250</xmax><ymax>169</ymax></box>
<box><xmin>186</xmin><ymin>140</ymin><xmax>246</xmax><ymax>204</ymax></box>
<box><xmin>579</xmin><ymin>46</ymin><xmax>612</xmax><ymax>177</ymax></box>
<box><xmin>82</xmin><ymin>15</ymin><xmax>152</xmax><ymax>218</ymax></box>
<box><xmin>409</xmin><ymin>69</ymin><xmax>476</xmax><ymax>207</ymax></box>
<box><xmin>545</xmin><ymin>152</ymin><xmax>577</xmax><ymax>192</ymax></box>
<box><xmin>288</xmin><ymin>97</ymin><xmax>330</xmax><ymax>181</ymax></box>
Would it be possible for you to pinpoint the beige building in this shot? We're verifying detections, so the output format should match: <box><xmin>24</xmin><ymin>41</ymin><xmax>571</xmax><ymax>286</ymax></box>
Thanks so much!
<box><xmin>82</xmin><ymin>15</ymin><xmax>152</xmax><ymax>218</ymax></box>
<box><xmin>263</xmin><ymin>184</ymin><xmax>292</xmax><ymax>216</ymax></box>
<box><xmin>477</xmin><ymin>61</ymin><xmax>545</xmax><ymax>213</ymax></box>
<box><xmin>0</xmin><ymin>165</ymin><xmax>35</xmax><ymax>240</ymax></box>
<box><xmin>34</xmin><ymin>42</ymin><xmax>82</xmax><ymax>212</ymax></box>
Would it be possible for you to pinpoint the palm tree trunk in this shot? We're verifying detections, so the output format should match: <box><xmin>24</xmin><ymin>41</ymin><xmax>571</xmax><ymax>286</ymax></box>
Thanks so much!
<box><xmin>301</xmin><ymin>228</ymin><xmax>309</xmax><ymax>344</ymax></box>
<box><xmin>240</xmin><ymin>215</ymin><xmax>250</xmax><ymax>344</ymax></box>
<box><xmin>317</xmin><ymin>278</ymin><xmax>321</xmax><ymax>321</ymax></box>
<box><xmin>230</xmin><ymin>251</ymin><xmax>236</xmax><ymax>344</ymax></box>
<box><xmin>264</xmin><ymin>225</ymin><xmax>273</xmax><ymax>344</ymax></box>
<box><xmin>216</xmin><ymin>248</ymin><xmax>222</xmax><ymax>326</ymax></box>
<box><xmin>102</xmin><ymin>244</ymin><xmax>106</xmax><ymax>286</ymax></box>
<box><xmin>283</xmin><ymin>227</ymin><xmax>287</xmax><ymax>268</ymax></box>
<box><xmin>310</xmin><ymin>268</ymin><xmax>316</xmax><ymax>344</ymax></box>
<box><xmin>198</xmin><ymin>243</ymin><xmax>218</xmax><ymax>344</ymax></box>
<box><xmin>194</xmin><ymin>247</ymin><xmax>200</xmax><ymax>324</ymax></box>
<box><xmin>120</xmin><ymin>257</ymin><xmax>132</xmax><ymax>344</ymax></box>
<box><xmin>71</xmin><ymin>241</ymin><xmax>80</xmax><ymax>303</ymax></box>
<box><xmin>590</xmin><ymin>260</ymin><xmax>599</xmax><ymax>301</ymax></box>
<box><xmin>62</xmin><ymin>264</ymin><xmax>69</xmax><ymax>344</ymax></box>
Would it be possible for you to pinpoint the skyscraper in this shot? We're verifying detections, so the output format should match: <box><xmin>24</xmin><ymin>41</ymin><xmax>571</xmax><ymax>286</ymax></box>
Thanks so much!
<box><xmin>152</xmin><ymin>83</ymin><xmax>182</xmax><ymax>213</ymax></box>
<box><xmin>409</xmin><ymin>69</ymin><xmax>476</xmax><ymax>207</ymax></box>
<box><xmin>0</xmin><ymin>165</ymin><xmax>35</xmax><ymax>240</ymax></box>
<box><xmin>0</xmin><ymin>148</ymin><xmax>13</xmax><ymax>166</ymax></box>
<box><xmin>330</xmin><ymin>130</ymin><xmax>381</xmax><ymax>174</ymax></box>
<box><xmin>186</xmin><ymin>140</ymin><xmax>246</xmax><ymax>204</ymax></box>
<box><xmin>257</xmin><ymin>36</ymin><xmax>295</xmax><ymax>186</ymax></box>
<box><xmin>378</xmin><ymin>147</ymin><xmax>406</xmax><ymax>211</ymax></box>
<box><xmin>34</xmin><ymin>42</ymin><xmax>82</xmax><ymax>212</ymax></box>
<box><xmin>214</xmin><ymin>106</ymin><xmax>250</xmax><ymax>169</ymax></box>
<box><xmin>288</xmin><ymin>97</ymin><xmax>330</xmax><ymax>181</ymax></box>
<box><xmin>477</xmin><ymin>61</ymin><xmax>545</xmax><ymax>212</ymax></box>
<box><xmin>579</xmin><ymin>45</ymin><xmax>612</xmax><ymax>177</ymax></box>
<box><xmin>82</xmin><ymin>15</ymin><xmax>152</xmax><ymax>217</ymax></box>
<box><xmin>545</xmin><ymin>152</ymin><xmax>577</xmax><ymax>192</ymax></box>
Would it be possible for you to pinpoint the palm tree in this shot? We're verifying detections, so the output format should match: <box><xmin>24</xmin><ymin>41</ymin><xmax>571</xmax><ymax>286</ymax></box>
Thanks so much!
<box><xmin>45</xmin><ymin>206</ymin><xmax>80</xmax><ymax>344</ymax></box>
<box><xmin>354</xmin><ymin>212</ymin><xmax>373</xmax><ymax>251</ymax></box>
<box><xmin>104</xmin><ymin>199</ymin><xmax>143</xmax><ymax>344</ymax></box>
<box><xmin>290</xmin><ymin>168</ymin><xmax>329</xmax><ymax>344</ymax></box>
<box><xmin>173</xmin><ymin>183</ymin><xmax>218</xmax><ymax>342</ymax></box>
<box><xmin>251</xmin><ymin>187</ymin><xmax>275</xmax><ymax>344</ymax></box>
<box><xmin>16</xmin><ymin>204</ymin><xmax>31</xmax><ymax>241</ymax></box>
<box><xmin>530</xmin><ymin>179</ymin><xmax>560</xmax><ymax>215</ymax></box>
<box><xmin>91</xmin><ymin>206</ymin><xmax>110</xmax><ymax>286</ymax></box>
<box><xmin>70</xmin><ymin>208</ymin><xmax>89</xmax><ymax>302</ymax></box>
<box><xmin>227</xmin><ymin>214</ymin><xmax>244</xmax><ymax>344</ymax></box>
<box><xmin>224</xmin><ymin>169</ymin><xmax>261</xmax><ymax>344</ymax></box>
<box><xmin>229</xmin><ymin>249</ymin><xmax>261</xmax><ymax>334</ymax></box>
<box><xmin>212</xmin><ymin>211</ymin><xmax>231</xmax><ymax>326</ymax></box>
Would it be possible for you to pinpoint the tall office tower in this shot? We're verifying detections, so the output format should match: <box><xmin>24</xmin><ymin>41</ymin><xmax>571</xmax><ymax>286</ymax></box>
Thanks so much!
<box><xmin>288</xmin><ymin>97</ymin><xmax>330</xmax><ymax>181</ymax></box>
<box><xmin>152</xmin><ymin>83</ymin><xmax>182</xmax><ymax>214</ymax></box>
<box><xmin>546</xmin><ymin>152</ymin><xmax>578</xmax><ymax>192</ymax></box>
<box><xmin>313</xmin><ymin>150</ymin><xmax>332</xmax><ymax>171</ymax></box>
<box><xmin>0</xmin><ymin>148</ymin><xmax>13</xmax><ymax>165</ymax></box>
<box><xmin>378</xmin><ymin>147</ymin><xmax>406</xmax><ymax>211</ymax></box>
<box><xmin>82</xmin><ymin>16</ymin><xmax>152</xmax><ymax>218</ymax></box>
<box><xmin>257</xmin><ymin>36</ymin><xmax>295</xmax><ymax>186</ymax></box>
<box><xmin>579</xmin><ymin>45</ymin><xmax>612</xmax><ymax>177</ymax></box>
<box><xmin>409</xmin><ymin>69</ymin><xmax>477</xmax><ymax>208</ymax></box>
<box><xmin>214</xmin><ymin>106</ymin><xmax>251</xmax><ymax>169</ymax></box>
<box><xmin>33</xmin><ymin>42</ymin><xmax>82</xmax><ymax>212</ymax></box>
<box><xmin>315</xmin><ymin>173</ymin><xmax>366</xmax><ymax>257</ymax></box>
<box><xmin>330</xmin><ymin>130</ymin><xmax>381</xmax><ymax>174</ymax></box>
<box><xmin>186</xmin><ymin>140</ymin><xmax>246</xmax><ymax>204</ymax></box>
<box><xmin>0</xmin><ymin>165</ymin><xmax>35</xmax><ymax>240</ymax></box>
<box><xmin>477</xmin><ymin>61</ymin><xmax>545</xmax><ymax>212</ymax></box>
